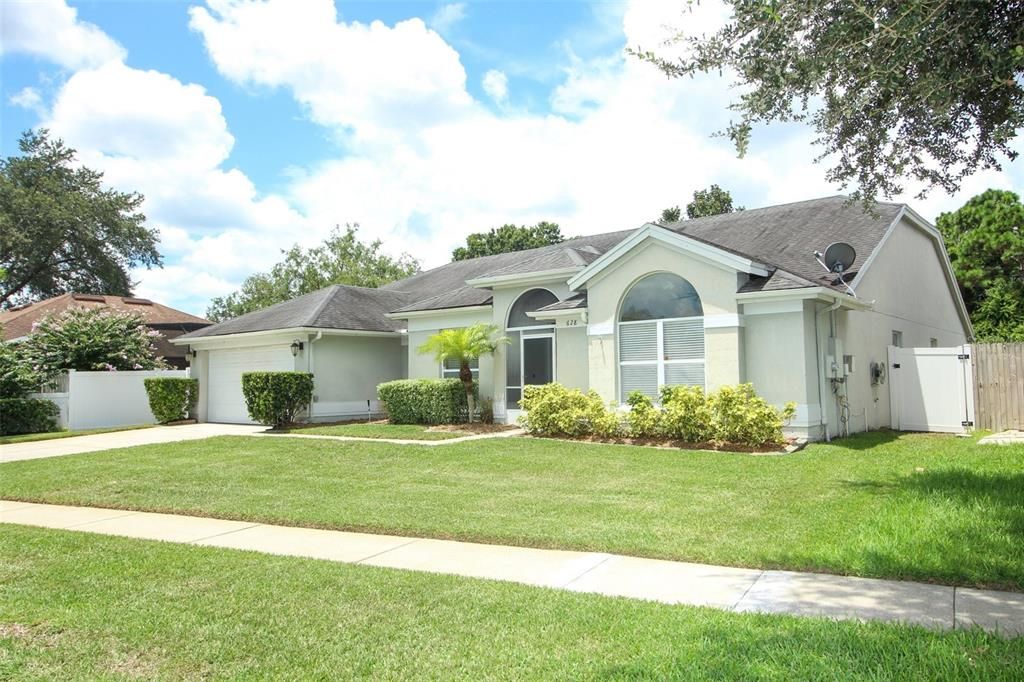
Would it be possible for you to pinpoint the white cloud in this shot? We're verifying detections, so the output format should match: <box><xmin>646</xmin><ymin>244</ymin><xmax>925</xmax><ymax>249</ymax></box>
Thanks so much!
<box><xmin>8</xmin><ymin>86</ymin><xmax>44</xmax><ymax>115</ymax></box>
<box><xmin>1</xmin><ymin>0</ymin><xmax>125</xmax><ymax>68</ymax></box>
<box><xmin>43</xmin><ymin>59</ymin><xmax>313</xmax><ymax>315</ymax></box>
<box><xmin>429</xmin><ymin>3</ymin><xmax>466</xmax><ymax>35</ymax></box>
<box><xmin>193</xmin><ymin>0</ymin><xmax>1010</xmax><ymax>273</ymax></box>
<box><xmin>481</xmin><ymin>69</ymin><xmax>508</xmax><ymax>105</ymax></box>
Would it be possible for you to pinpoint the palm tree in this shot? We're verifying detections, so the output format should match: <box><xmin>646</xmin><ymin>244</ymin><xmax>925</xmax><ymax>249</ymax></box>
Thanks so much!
<box><xmin>417</xmin><ymin>323</ymin><xmax>508</xmax><ymax>423</ymax></box>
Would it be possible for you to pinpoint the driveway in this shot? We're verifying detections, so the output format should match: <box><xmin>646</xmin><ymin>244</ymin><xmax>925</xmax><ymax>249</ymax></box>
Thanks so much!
<box><xmin>0</xmin><ymin>423</ymin><xmax>265</xmax><ymax>463</ymax></box>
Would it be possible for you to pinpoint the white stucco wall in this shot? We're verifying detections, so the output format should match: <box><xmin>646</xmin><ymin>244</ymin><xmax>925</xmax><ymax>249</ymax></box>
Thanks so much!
<box><xmin>403</xmin><ymin>308</ymin><xmax>496</xmax><ymax>409</ymax></box>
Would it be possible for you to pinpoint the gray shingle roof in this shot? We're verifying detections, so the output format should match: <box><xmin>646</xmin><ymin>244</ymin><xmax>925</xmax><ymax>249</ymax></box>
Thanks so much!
<box><xmin>663</xmin><ymin>196</ymin><xmax>902</xmax><ymax>292</ymax></box>
<box><xmin>179</xmin><ymin>285</ymin><xmax>413</xmax><ymax>339</ymax></box>
<box><xmin>185</xmin><ymin>196</ymin><xmax>905</xmax><ymax>338</ymax></box>
<box><xmin>534</xmin><ymin>293</ymin><xmax>587</xmax><ymax>312</ymax></box>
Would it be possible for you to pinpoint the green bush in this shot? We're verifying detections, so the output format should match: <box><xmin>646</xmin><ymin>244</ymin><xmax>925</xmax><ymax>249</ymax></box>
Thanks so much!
<box><xmin>144</xmin><ymin>377</ymin><xmax>199</xmax><ymax>424</ymax></box>
<box><xmin>707</xmin><ymin>384</ymin><xmax>796</xmax><ymax>446</ymax></box>
<box><xmin>659</xmin><ymin>385</ymin><xmax>714</xmax><ymax>442</ymax></box>
<box><xmin>0</xmin><ymin>398</ymin><xmax>60</xmax><ymax>435</ymax></box>
<box><xmin>519</xmin><ymin>383</ymin><xmax>621</xmax><ymax>437</ymax></box>
<box><xmin>241</xmin><ymin>372</ymin><xmax>314</xmax><ymax>428</ymax></box>
<box><xmin>377</xmin><ymin>378</ymin><xmax>472</xmax><ymax>424</ymax></box>
<box><xmin>0</xmin><ymin>339</ymin><xmax>40</xmax><ymax>399</ymax></box>
<box><xmin>625</xmin><ymin>391</ymin><xmax>660</xmax><ymax>438</ymax></box>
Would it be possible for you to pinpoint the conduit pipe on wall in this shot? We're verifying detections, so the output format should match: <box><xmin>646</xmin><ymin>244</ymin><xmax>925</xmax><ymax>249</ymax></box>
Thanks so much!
<box><xmin>814</xmin><ymin>299</ymin><xmax>843</xmax><ymax>442</ymax></box>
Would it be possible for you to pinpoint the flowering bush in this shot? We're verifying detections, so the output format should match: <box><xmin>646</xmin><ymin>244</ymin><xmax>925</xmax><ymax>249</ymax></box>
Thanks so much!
<box><xmin>22</xmin><ymin>307</ymin><xmax>166</xmax><ymax>380</ymax></box>
<box><xmin>625</xmin><ymin>391</ymin><xmax>660</xmax><ymax>437</ymax></box>
<box><xmin>708</xmin><ymin>384</ymin><xmax>796</xmax><ymax>446</ymax></box>
<box><xmin>659</xmin><ymin>385</ymin><xmax>715</xmax><ymax>442</ymax></box>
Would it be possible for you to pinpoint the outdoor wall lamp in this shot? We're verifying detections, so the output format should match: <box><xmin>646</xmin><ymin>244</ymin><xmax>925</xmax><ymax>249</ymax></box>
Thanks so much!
<box><xmin>290</xmin><ymin>340</ymin><xmax>305</xmax><ymax>356</ymax></box>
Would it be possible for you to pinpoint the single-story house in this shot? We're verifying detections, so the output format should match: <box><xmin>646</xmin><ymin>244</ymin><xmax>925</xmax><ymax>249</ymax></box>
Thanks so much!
<box><xmin>1</xmin><ymin>293</ymin><xmax>211</xmax><ymax>369</ymax></box>
<box><xmin>174</xmin><ymin>196</ymin><xmax>972</xmax><ymax>439</ymax></box>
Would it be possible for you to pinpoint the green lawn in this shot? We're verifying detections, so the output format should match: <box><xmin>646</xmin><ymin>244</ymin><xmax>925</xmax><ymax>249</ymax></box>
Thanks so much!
<box><xmin>1</xmin><ymin>431</ymin><xmax>1022</xmax><ymax>589</ymax></box>
<box><xmin>289</xmin><ymin>422</ymin><xmax>466</xmax><ymax>440</ymax></box>
<box><xmin>0</xmin><ymin>424</ymin><xmax>153</xmax><ymax>445</ymax></box>
<box><xmin>1</xmin><ymin>525</ymin><xmax>1020</xmax><ymax>680</ymax></box>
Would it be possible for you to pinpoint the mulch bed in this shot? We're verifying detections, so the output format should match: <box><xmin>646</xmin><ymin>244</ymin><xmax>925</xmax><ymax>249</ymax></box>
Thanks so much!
<box><xmin>527</xmin><ymin>433</ymin><xmax>801</xmax><ymax>455</ymax></box>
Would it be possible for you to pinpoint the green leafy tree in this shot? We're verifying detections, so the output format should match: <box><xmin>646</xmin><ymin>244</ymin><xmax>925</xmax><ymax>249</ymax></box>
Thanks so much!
<box><xmin>23</xmin><ymin>307</ymin><xmax>166</xmax><ymax>379</ymax></box>
<box><xmin>937</xmin><ymin>189</ymin><xmax>1024</xmax><ymax>341</ymax></box>
<box><xmin>452</xmin><ymin>222</ymin><xmax>563</xmax><ymax>261</ymax></box>
<box><xmin>660</xmin><ymin>185</ymin><xmax>741</xmax><ymax>222</ymax></box>
<box><xmin>660</xmin><ymin>206</ymin><xmax>682</xmax><ymax>222</ymax></box>
<box><xmin>686</xmin><ymin>184</ymin><xmax>741</xmax><ymax>219</ymax></box>
<box><xmin>207</xmin><ymin>224</ymin><xmax>420</xmax><ymax>322</ymax></box>
<box><xmin>0</xmin><ymin>129</ymin><xmax>160</xmax><ymax>307</ymax></box>
<box><xmin>632</xmin><ymin>2</ymin><xmax>1024</xmax><ymax>203</ymax></box>
<box><xmin>417</xmin><ymin>323</ymin><xmax>508</xmax><ymax>422</ymax></box>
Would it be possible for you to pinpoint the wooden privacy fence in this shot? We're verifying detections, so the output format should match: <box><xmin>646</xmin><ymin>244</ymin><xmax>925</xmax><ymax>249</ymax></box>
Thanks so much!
<box><xmin>972</xmin><ymin>343</ymin><xmax>1024</xmax><ymax>431</ymax></box>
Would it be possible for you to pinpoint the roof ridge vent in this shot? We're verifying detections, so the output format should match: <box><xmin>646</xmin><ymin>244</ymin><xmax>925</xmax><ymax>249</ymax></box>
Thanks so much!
<box><xmin>71</xmin><ymin>293</ymin><xmax>106</xmax><ymax>303</ymax></box>
<box><xmin>122</xmin><ymin>297</ymin><xmax>153</xmax><ymax>305</ymax></box>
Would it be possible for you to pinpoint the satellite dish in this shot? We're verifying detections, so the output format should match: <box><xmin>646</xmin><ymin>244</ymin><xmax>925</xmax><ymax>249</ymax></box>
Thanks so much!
<box><xmin>822</xmin><ymin>242</ymin><xmax>856</xmax><ymax>274</ymax></box>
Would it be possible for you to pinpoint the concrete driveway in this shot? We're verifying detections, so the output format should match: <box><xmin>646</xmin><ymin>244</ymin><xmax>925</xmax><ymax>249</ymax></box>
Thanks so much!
<box><xmin>0</xmin><ymin>423</ymin><xmax>266</xmax><ymax>463</ymax></box>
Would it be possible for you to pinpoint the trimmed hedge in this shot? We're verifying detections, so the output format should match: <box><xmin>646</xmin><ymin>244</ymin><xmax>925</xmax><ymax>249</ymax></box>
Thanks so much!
<box><xmin>0</xmin><ymin>398</ymin><xmax>60</xmax><ymax>436</ymax></box>
<box><xmin>144</xmin><ymin>377</ymin><xmax>199</xmax><ymax>424</ymax></box>
<box><xmin>377</xmin><ymin>378</ymin><xmax>473</xmax><ymax>424</ymax></box>
<box><xmin>241</xmin><ymin>372</ymin><xmax>314</xmax><ymax>428</ymax></box>
<box><xmin>519</xmin><ymin>382</ymin><xmax>796</xmax><ymax>446</ymax></box>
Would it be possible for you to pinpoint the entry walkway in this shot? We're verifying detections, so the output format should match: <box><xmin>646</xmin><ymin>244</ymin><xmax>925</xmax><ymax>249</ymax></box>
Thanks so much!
<box><xmin>2</xmin><ymin>500</ymin><xmax>1021</xmax><ymax>637</ymax></box>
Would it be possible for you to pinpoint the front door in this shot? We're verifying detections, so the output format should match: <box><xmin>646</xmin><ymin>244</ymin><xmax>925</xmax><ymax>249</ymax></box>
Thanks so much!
<box><xmin>522</xmin><ymin>336</ymin><xmax>554</xmax><ymax>386</ymax></box>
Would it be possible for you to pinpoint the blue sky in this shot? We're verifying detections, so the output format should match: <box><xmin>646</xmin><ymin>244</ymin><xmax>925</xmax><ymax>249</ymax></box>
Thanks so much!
<box><xmin>2</xmin><ymin>0</ymin><xmax>1020</xmax><ymax>316</ymax></box>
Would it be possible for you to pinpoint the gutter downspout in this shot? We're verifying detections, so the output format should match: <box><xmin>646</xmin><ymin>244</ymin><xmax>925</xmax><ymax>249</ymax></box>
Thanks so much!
<box><xmin>814</xmin><ymin>299</ymin><xmax>842</xmax><ymax>442</ymax></box>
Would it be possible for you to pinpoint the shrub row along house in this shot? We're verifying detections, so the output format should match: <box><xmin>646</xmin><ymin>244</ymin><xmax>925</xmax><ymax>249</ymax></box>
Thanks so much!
<box><xmin>174</xmin><ymin>196</ymin><xmax>971</xmax><ymax>440</ymax></box>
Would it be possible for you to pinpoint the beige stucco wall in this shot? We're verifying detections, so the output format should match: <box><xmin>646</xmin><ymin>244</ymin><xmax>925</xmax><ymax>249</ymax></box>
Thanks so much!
<box><xmin>309</xmin><ymin>335</ymin><xmax>404</xmax><ymax>414</ymax></box>
<box><xmin>826</xmin><ymin>218</ymin><xmax>970</xmax><ymax>435</ymax></box>
<box><xmin>583</xmin><ymin>239</ymin><xmax>744</xmax><ymax>403</ymax></box>
<box><xmin>555</xmin><ymin>325</ymin><xmax>589</xmax><ymax>391</ymax></box>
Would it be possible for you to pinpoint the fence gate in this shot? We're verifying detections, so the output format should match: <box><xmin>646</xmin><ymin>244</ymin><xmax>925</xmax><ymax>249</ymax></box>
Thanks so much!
<box><xmin>972</xmin><ymin>342</ymin><xmax>1024</xmax><ymax>431</ymax></box>
<box><xmin>888</xmin><ymin>345</ymin><xmax>975</xmax><ymax>434</ymax></box>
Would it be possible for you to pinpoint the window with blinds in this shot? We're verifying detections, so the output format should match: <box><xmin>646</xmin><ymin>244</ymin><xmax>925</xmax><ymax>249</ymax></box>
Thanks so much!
<box><xmin>617</xmin><ymin>273</ymin><xmax>705</xmax><ymax>403</ymax></box>
<box><xmin>441</xmin><ymin>356</ymin><xmax>479</xmax><ymax>379</ymax></box>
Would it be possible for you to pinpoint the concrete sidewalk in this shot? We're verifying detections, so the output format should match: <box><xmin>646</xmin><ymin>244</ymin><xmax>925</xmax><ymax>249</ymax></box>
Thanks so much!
<box><xmin>0</xmin><ymin>424</ymin><xmax>266</xmax><ymax>463</ymax></box>
<box><xmin>2</xmin><ymin>500</ymin><xmax>1022</xmax><ymax>637</ymax></box>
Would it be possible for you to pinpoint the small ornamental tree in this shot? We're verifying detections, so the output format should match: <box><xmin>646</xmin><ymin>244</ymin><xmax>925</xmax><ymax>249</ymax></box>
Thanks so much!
<box><xmin>23</xmin><ymin>307</ymin><xmax>166</xmax><ymax>379</ymax></box>
<box><xmin>0</xmin><ymin>337</ymin><xmax>40</xmax><ymax>398</ymax></box>
<box><xmin>417</xmin><ymin>323</ymin><xmax>507</xmax><ymax>422</ymax></box>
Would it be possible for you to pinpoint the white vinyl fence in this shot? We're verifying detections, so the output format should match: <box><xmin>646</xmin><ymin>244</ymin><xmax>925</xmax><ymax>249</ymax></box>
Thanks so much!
<box><xmin>888</xmin><ymin>345</ymin><xmax>975</xmax><ymax>434</ymax></box>
<box><xmin>30</xmin><ymin>369</ymin><xmax>188</xmax><ymax>431</ymax></box>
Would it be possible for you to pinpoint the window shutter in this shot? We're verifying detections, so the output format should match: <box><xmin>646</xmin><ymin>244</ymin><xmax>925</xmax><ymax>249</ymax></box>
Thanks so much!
<box><xmin>619</xmin><ymin>322</ymin><xmax>657</xmax><ymax>362</ymax></box>
<box><xmin>663</xmin><ymin>319</ymin><xmax>704</xmax><ymax>360</ymax></box>
<box><xmin>664</xmin><ymin>363</ymin><xmax>705</xmax><ymax>388</ymax></box>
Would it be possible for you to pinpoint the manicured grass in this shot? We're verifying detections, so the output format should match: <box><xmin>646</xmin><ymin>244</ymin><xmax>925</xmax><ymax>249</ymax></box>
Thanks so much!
<box><xmin>290</xmin><ymin>422</ymin><xmax>465</xmax><ymax>440</ymax></box>
<box><xmin>1</xmin><ymin>431</ymin><xmax>1022</xmax><ymax>589</ymax></box>
<box><xmin>0</xmin><ymin>424</ymin><xmax>153</xmax><ymax>445</ymax></box>
<box><xmin>1</xmin><ymin>525</ymin><xmax>1020</xmax><ymax>680</ymax></box>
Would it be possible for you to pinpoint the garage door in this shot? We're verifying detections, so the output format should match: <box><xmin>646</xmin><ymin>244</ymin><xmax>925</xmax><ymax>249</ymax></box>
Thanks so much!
<box><xmin>208</xmin><ymin>346</ymin><xmax>294</xmax><ymax>423</ymax></box>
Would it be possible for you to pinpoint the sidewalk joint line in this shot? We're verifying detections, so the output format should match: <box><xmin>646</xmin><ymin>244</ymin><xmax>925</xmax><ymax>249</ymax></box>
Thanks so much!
<box><xmin>353</xmin><ymin>538</ymin><xmax>421</xmax><ymax>564</ymax></box>
<box><xmin>560</xmin><ymin>554</ymin><xmax>613</xmax><ymax>588</ymax></box>
<box><xmin>731</xmin><ymin>570</ymin><xmax>765</xmax><ymax>611</ymax></box>
<box><xmin>189</xmin><ymin>523</ymin><xmax>263</xmax><ymax>545</ymax></box>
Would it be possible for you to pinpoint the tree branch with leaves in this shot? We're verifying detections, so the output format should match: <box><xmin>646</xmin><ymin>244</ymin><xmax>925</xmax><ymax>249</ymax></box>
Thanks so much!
<box><xmin>417</xmin><ymin>323</ymin><xmax>508</xmax><ymax>422</ymax></box>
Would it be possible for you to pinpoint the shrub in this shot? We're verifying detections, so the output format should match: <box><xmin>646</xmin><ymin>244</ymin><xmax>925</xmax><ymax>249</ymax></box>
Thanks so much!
<box><xmin>377</xmin><ymin>378</ymin><xmax>472</xmax><ymax>424</ymax></box>
<box><xmin>660</xmin><ymin>385</ymin><xmax>714</xmax><ymax>442</ymax></box>
<box><xmin>241</xmin><ymin>372</ymin><xmax>313</xmax><ymax>428</ymax></box>
<box><xmin>144</xmin><ymin>377</ymin><xmax>199</xmax><ymax>424</ymax></box>
<box><xmin>707</xmin><ymin>383</ymin><xmax>796</xmax><ymax>446</ymax></box>
<box><xmin>478</xmin><ymin>397</ymin><xmax>495</xmax><ymax>425</ymax></box>
<box><xmin>519</xmin><ymin>383</ymin><xmax>621</xmax><ymax>437</ymax></box>
<box><xmin>0</xmin><ymin>339</ymin><xmax>39</xmax><ymax>398</ymax></box>
<box><xmin>0</xmin><ymin>397</ymin><xmax>60</xmax><ymax>435</ymax></box>
<box><xmin>625</xmin><ymin>391</ymin><xmax>660</xmax><ymax>438</ymax></box>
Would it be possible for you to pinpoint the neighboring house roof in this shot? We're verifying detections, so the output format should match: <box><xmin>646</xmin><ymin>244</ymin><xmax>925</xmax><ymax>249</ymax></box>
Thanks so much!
<box><xmin>179</xmin><ymin>195</ymin><xmax>920</xmax><ymax>340</ymax></box>
<box><xmin>0</xmin><ymin>293</ymin><xmax>210</xmax><ymax>341</ymax></box>
<box><xmin>180</xmin><ymin>285</ymin><xmax>414</xmax><ymax>339</ymax></box>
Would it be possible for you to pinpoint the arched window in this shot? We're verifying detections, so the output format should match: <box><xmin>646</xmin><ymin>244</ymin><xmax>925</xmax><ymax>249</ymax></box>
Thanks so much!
<box><xmin>506</xmin><ymin>288</ymin><xmax>558</xmax><ymax>409</ymax></box>
<box><xmin>618</xmin><ymin>273</ymin><xmax>705</xmax><ymax>402</ymax></box>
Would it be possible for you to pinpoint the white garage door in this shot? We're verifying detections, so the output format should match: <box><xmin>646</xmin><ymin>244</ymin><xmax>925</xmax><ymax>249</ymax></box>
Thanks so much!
<box><xmin>208</xmin><ymin>346</ymin><xmax>294</xmax><ymax>423</ymax></box>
